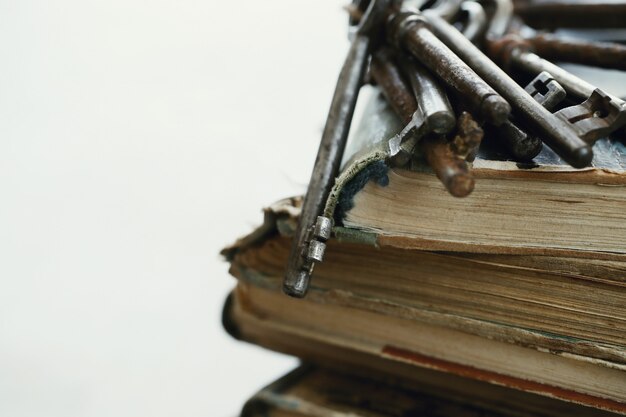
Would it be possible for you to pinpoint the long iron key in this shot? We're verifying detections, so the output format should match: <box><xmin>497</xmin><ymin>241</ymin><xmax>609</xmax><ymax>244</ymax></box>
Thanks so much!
<box><xmin>485</xmin><ymin>71</ymin><xmax>566</xmax><ymax>160</ymax></box>
<box><xmin>387</xmin><ymin>10</ymin><xmax>512</xmax><ymax>126</ymax></box>
<box><xmin>371</xmin><ymin>48</ymin><xmax>474</xmax><ymax>198</ymax></box>
<box><xmin>282</xmin><ymin>0</ymin><xmax>389</xmax><ymax>298</ymax></box>
<box><xmin>492</xmin><ymin>36</ymin><xmax>626</xmax><ymax>144</ymax></box>
<box><xmin>423</xmin><ymin>10</ymin><xmax>593</xmax><ymax>168</ymax></box>
<box><xmin>525</xmin><ymin>33</ymin><xmax>626</xmax><ymax>72</ymax></box>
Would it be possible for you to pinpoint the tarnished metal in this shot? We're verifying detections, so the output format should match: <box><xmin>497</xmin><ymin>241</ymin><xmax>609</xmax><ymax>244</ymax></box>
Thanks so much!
<box><xmin>398</xmin><ymin>56</ymin><xmax>456</xmax><ymax>134</ymax></box>
<box><xmin>508</xmin><ymin>47</ymin><xmax>622</xmax><ymax>102</ymax></box>
<box><xmin>283</xmin><ymin>0</ymin><xmax>626</xmax><ymax>299</ymax></box>
<box><xmin>524</xmin><ymin>71</ymin><xmax>566</xmax><ymax>111</ymax></box>
<box><xmin>525</xmin><ymin>33</ymin><xmax>626</xmax><ymax>72</ymax></box>
<box><xmin>424</xmin><ymin>11</ymin><xmax>593</xmax><ymax>168</ymax></box>
<box><xmin>312</xmin><ymin>216</ymin><xmax>332</xmax><ymax>241</ymax></box>
<box><xmin>283</xmin><ymin>0</ymin><xmax>390</xmax><ymax>298</ymax></box>
<box><xmin>387</xmin><ymin>11</ymin><xmax>511</xmax><ymax>126</ymax></box>
<box><xmin>459</xmin><ymin>1</ymin><xmax>488</xmax><ymax>43</ymax></box>
<box><xmin>370</xmin><ymin>48</ymin><xmax>419</xmax><ymax>127</ymax></box>
<box><xmin>370</xmin><ymin>47</ymin><xmax>430</xmax><ymax>165</ymax></box>
<box><xmin>514</xmin><ymin>0</ymin><xmax>626</xmax><ymax>28</ymax></box>
<box><xmin>490</xmin><ymin>35</ymin><xmax>626</xmax><ymax>145</ymax></box>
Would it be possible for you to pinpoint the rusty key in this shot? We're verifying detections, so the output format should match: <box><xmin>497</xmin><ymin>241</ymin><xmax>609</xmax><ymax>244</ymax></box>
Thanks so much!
<box><xmin>491</xmin><ymin>35</ymin><xmax>626</xmax><ymax>145</ymax></box>
<box><xmin>387</xmin><ymin>9</ymin><xmax>511</xmax><ymax>126</ymax></box>
<box><xmin>424</xmin><ymin>10</ymin><xmax>593</xmax><ymax>168</ymax></box>
<box><xmin>398</xmin><ymin>55</ymin><xmax>456</xmax><ymax>135</ymax></box>
<box><xmin>283</xmin><ymin>0</ymin><xmax>389</xmax><ymax>298</ymax></box>
<box><xmin>525</xmin><ymin>33</ymin><xmax>626</xmax><ymax>72</ymax></box>
<box><xmin>370</xmin><ymin>47</ymin><xmax>474</xmax><ymax>197</ymax></box>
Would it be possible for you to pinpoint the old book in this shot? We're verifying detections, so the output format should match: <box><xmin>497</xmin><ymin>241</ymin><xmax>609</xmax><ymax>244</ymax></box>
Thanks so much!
<box><xmin>222</xmin><ymin>195</ymin><xmax>626</xmax><ymax>413</ymax></box>
<box><xmin>239</xmin><ymin>365</ymin><xmax>617</xmax><ymax>417</ymax></box>
<box><xmin>224</xmin><ymin>88</ymin><xmax>626</xmax><ymax>414</ymax></box>
<box><xmin>325</xmin><ymin>87</ymin><xmax>626</xmax><ymax>257</ymax></box>
<box><xmin>223</xmin><ymin>197</ymin><xmax>626</xmax><ymax>365</ymax></box>
<box><xmin>225</xmin><ymin>285</ymin><xmax>626</xmax><ymax>414</ymax></box>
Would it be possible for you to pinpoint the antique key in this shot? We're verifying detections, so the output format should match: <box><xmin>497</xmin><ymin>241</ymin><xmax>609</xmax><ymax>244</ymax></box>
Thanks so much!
<box><xmin>524</xmin><ymin>33</ymin><xmax>626</xmax><ymax>72</ymax></box>
<box><xmin>491</xmin><ymin>35</ymin><xmax>626</xmax><ymax>144</ymax></box>
<box><xmin>370</xmin><ymin>47</ymin><xmax>475</xmax><ymax>197</ymax></box>
<box><xmin>423</xmin><ymin>10</ymin><xmax>593</xmax><ymax>167</ymax></box>
<box><xmin>283</xmin><ymin>0</ymin><xmax>389</xmax><ymax>298</ymax></box>
<box><xmin>387</xmin><ymin>9</ymin><xmax>511</xmax><ymax>126</ymax></box>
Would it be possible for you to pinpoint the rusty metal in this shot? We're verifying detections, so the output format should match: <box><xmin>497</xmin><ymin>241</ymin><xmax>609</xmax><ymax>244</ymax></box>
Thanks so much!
<box><xmin>424</xmin><ymin>11</ymin><xmax>593</xmax><ymax>168</ymax></box>
<box><xmin>387</xmin><ymin>11</ymin><xmax>511</xmax><ymax>126</ymax></box>
<box><xmin>514</xmin><ymin>0</ymin><xmax>626</xmax><ymax>29</ymax></box>
<box><xmin>423</xmin><ymin>135</ymin><xmax>475</xmax><ymax>197</ymax></box>
<box><xmin>371</xmin><ymin>45</ymin><xmax>475</xmax><ymax>197</ymax></box>
<box><xmin>489</xmin><ymin>35</ymin><xmax>626</xmax><ymax>145</ymax></box>
<box><xmin>525</xmin><ymin>33</ymin><xmax>626</xmax><ymax>72</ymax></box>
<box><xmin>370</xmin><ymin>48</ymin><xmax>417</xmax><ymax>124</ymax></box>
<box><xmin>370</xmin><ymin>47</ymin><xmax>430</xmax><ymax>166</ymax></box>
<box><xmin>451</xmin><ymin>112</ymin><xmax>484</xmax><ymax>162</ymax></box>
<box><xmin>283</xmin><ymin>0</ymin><xmax>390</xmax><ymax>298</ymax></box>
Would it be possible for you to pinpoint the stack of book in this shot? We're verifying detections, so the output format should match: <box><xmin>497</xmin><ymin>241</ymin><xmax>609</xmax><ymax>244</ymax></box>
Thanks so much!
<box><xmin>221</xmin><ymin>90</ymin><xmax>626</xmax><ymax>416</ymax></box>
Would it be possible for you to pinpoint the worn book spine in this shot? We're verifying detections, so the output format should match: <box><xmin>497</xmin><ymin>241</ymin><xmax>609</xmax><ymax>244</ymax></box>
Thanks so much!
<box><xmin>225</xmin><ymin>290</ymin><xmax>626</xmax><ymax>416</ymax></box>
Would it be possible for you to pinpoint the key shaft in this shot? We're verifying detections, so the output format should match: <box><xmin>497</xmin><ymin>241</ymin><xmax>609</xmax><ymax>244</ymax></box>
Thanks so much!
<box><xmin>388</xmin><ymin>12</ymin><xmax>511</xmax><ymax>126</ymax></box>
<box><xmin>425</xmin><ymin>11</ymin><xmax>592</xmax><ymax>168</ymax></box>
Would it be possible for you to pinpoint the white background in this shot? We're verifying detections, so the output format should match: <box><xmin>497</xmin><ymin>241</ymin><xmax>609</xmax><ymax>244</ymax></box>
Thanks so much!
<box><xmin>3</xmin><ymin>2</ymin><xmax>626</xmax><ymax>417</ymax></box>
<box><xmin>0</xmin><ymin>1</ymin><xmax>348</xmax><ymax>416</ymax></box>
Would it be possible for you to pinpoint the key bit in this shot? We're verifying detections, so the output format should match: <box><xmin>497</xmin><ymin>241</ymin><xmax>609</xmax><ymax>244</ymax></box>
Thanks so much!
<box><xmin>307</xmin><ymin>240</ymin><xmax>326</xmax><ymax>264</ymax></box>
<box><xmin>423</xmin><ymin>135</ymin><xmax>475</xmax><ymax>197</ymax></box>
<box><xmin>312</xmin><ymin>216</ymin><xmax>332</xmax><ymax>241</ymax></box>
<box><xmin>369</xmin><ymin>47</ymin><xmax>429</xmax><ymax>167</ymax></box>
<box><xmin>524</xmin><ymin>71</ymin><xmax>566</xmax><ymax>111</ymax></box>
<box><xmin>555</xmin><ymin>90</ymin><xmax>626</xmax><ymax>144</ymax></box>
<box><xmin>283</xmin><ymin>0</ymin><xmax>390</xmax><ymax>298</ymax></box>
<box><xmin>490</xmin><ymin>35</ymin><xmax>626</xmax><ymax>145</ymax></box>
<box><xmin>386</xmin><ymin>109</ymin><xmax>428</xmax><ymax>167</ymax></box>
